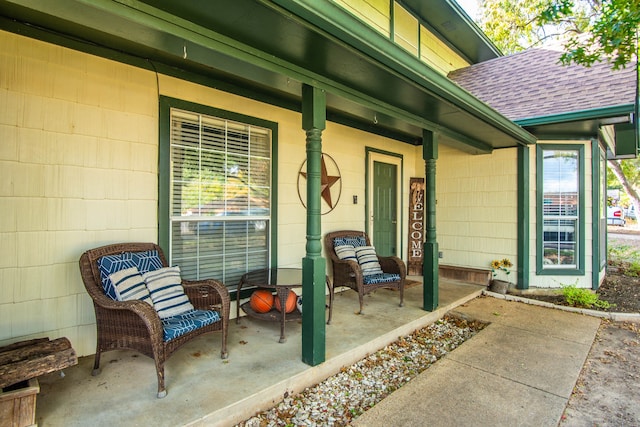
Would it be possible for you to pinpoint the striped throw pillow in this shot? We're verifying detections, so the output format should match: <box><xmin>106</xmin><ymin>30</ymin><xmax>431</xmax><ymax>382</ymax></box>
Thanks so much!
<box><xmin>109</xmin><ymin>266</ymin><xmax>152</xmax><ymax>305</ymax></box>
<box><xmin>334</xmin><ymin>244</ymin><xmax>357</xmax><ymax>262</ymax></box>
<box><xmin>143</xmin><ymin>266</ymin><xmax>194</xmax><ymax>319</ymax></box>
<box><xmin>355</xmin><ymin>246</ymin><xmax>383</xmax><ymax>276</ymax></box>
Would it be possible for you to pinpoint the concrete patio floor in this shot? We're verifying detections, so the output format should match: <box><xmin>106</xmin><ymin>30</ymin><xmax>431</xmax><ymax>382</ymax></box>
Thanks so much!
<box><xmin>35</xmin><ymin>278</ymin><xmax>484</xmax><ymax>427</ymax></box>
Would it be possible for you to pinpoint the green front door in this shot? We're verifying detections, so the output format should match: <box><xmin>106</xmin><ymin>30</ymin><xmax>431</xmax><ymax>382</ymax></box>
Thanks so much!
<box><xmin>373</xmin><ymin>161</ymin><xmax>397</xmax><ymax>256</ymax></box>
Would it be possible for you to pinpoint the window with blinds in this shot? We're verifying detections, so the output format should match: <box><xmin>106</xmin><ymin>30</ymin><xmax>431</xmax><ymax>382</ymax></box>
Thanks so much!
<box><xmin>170</xmin><ymin>108</ymin><xmax>271</xmax><ymax>285</ymax></box>
<box><xmin>540</xmin><ymin>148</ymin><xmax>579</xmax><ymax>269</ymax></box>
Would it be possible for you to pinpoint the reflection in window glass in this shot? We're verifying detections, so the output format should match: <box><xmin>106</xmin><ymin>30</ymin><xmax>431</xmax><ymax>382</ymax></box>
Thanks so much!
<box><xmin>542</xmin><ymin>149</ymin><xmax>578</xmax><ymax>268</ymax></box>
<box><xmin>170</xmin><ymin>108</ymin><xmax>271</xmax><ymax>284</ymax></box>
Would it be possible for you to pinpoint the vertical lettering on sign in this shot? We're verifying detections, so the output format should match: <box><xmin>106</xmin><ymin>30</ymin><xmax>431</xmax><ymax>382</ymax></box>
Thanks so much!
<box><xmin>407</xmin><ymin>178</ymin><xmax>425</xmax><ymax>275</ymax></box>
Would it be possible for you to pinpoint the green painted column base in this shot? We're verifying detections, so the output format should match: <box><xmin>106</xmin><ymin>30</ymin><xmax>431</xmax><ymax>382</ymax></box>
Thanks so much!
<box><xmin>423</xmin><ymin>241</ymin><xmax>439</xmax><ymax>311</ymax></box>
<box><xmin>301</xmin><ymin>256</ymin><xmax>326</xmax><ymax>366</ymax></box>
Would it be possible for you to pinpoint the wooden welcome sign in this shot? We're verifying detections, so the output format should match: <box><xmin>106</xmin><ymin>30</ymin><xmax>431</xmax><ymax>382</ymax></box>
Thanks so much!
<box><xmin>407</xmin><ymin>178</ymin><xmax>425</xmax><ymax>275</ymax></box>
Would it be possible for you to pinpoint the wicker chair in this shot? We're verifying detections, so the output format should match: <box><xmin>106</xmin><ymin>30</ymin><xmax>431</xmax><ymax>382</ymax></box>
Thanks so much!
<box><xmin>324</xmin><ymin>230</ymin><xmax>406</xmax><ymax>314</ymax></box>
<box><xmin>79</xmin><ymin>242</ymin><xmax>229</xmax><ymax>398</ymax></box>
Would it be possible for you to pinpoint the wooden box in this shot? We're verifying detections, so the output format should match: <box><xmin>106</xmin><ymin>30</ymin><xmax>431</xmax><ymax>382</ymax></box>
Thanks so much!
<box><xmin>0</xmin><ymin>378</ymin><xmax>39</xmax><ymax>427</ymax></box>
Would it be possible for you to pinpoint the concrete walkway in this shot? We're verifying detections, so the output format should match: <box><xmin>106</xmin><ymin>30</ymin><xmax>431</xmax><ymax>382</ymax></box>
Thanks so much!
<box><xmin>353</xmin><ymin>296</ymin><xmax>601</xmax><ymax>427</ymax></box>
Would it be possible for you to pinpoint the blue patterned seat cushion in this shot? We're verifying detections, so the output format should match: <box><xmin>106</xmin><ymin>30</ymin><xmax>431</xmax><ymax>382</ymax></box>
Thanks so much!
<box><xmin>333</xmin><ymin>236</ymin><xmax>366</xmax><ymax>248</ymax></box>
<box><xmin>161</xmin><ymin>309</ymin><xmax>221</xmax><ymax>342</ymax></box>
<box><xmin>97</xmin><ymin>250</ymin><xmax>164</xmax><ymax>299</ymax></box>
<box><xmin>363</xmin><ymin>272</ymin><xmax>401</xmax><ymax>285</ymax></box>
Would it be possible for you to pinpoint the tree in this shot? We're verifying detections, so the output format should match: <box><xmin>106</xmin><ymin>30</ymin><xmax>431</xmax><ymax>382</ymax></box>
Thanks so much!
<box><xmin>479</xmin><ymin>0</ymin><xmax>640</xmax><ymax>69</ymax></box>
<box><xmin>479</xmin><ymin>0</ymin><xmax>592</xmax><ymax>54</ymax></box>
<box><xmin>479</xmin><ymin>0</ymin><xmax>640</xmax><ymax>219</ymax></box>
<box><xmin>609</xmin><ymin>158</ymin><xmax>640</xmax><ymax>209</ymax></box>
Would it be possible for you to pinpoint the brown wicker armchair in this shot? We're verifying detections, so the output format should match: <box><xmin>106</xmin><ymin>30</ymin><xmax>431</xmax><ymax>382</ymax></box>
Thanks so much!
<box><xmin>324</xmin><ymin>230</ymin><xmax>406</xmax><ymax>314</ymax></box>
<box><xmin>79</xmin><ymin>242</ymin><xmax>229</xmax><ymax>398</ymax></box>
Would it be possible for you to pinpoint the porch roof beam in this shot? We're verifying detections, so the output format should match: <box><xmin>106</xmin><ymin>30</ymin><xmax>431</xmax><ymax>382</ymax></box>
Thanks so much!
<box><xmin>0</xmin><ymin>0</ymin><xmax>535</xmax><ymax>151</ymax></box>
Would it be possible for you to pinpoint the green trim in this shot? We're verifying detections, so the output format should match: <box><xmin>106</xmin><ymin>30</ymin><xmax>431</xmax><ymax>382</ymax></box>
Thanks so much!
<box><xmin>0</xmin><ymin>15</ymin><xmax>492</xmax><ymax>152</ymax></box>
<box><xmin>390</xmin><ymin>0</ymin><xmax>396</xmax><ymax>44</ymax></box>
<box><xmin>516</xmin><ymin>104</ymin><xmax>635</xmax><ymax>127</ymax></box>
<box><xmin>158</xmin><ymin>96</ymin><xmax>279</xmax><ymax>296</ymax></box>
<box><xmin>364</xmin><ymin>147</ymin><xmax>404</xmax><ymax>253</ymax></box>
<box><xmin>422</xmin><ymin>129</ymin><xmax>438</xmax><ymax>311</ymax></box>
<box><xmin>1</xmin><ymin>0</ymin><xmax>534</xmax><ymax>152</ymax></box>
<box><xmin>591</xmin><ymin>140</ymin><xmax>601</xmax><ymax>290</ymax></box>
<box><xmin>536</xmin><ymin>144</ymin><xmax>585</xmax><ymax>276</ymax></box>
<box><xmin>269</xmin><ymin>0</ymin><xmax>536</xmax><ymax>145</ymax></box>
<box><xmin>301</xmin><ymin>84</ymin><xmax>327</xmax><ymax>366</ymax></box>
<box><xmin>516</xmin><ymin>145</ymin><xmax>530</xmax><ymax>289</ymax></box>
<box><xmin>158</xmin><ymin>97</ymin><xmax>172</xmax><ymax>255</ymax></box>
<box><xmin>401</xmin><ymin>0</ymin><xmax>502</xmax><ymax>62</ymax></box>
<box><xmin>532</xmin><ymin>134</ymin><xmax>598</xmax><ymax>141</ymax></box>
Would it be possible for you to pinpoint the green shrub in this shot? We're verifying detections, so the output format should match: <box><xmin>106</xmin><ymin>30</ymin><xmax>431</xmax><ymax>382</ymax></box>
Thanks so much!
<box><xmin>626</xmin><ymin>261</ymin><xmax>640</xmax><ymax>277</ymax></box>
<box><xmin>561</xmin><ymin>284</ymin><xmax>611</xmax><ymax>309</ymax></box>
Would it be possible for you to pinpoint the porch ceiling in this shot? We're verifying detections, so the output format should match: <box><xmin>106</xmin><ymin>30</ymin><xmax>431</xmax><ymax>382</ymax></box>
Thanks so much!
<box><xmin>0</xmin><ymin>0</ymin><xmax>536</xmax><ymax>153</ymax></box>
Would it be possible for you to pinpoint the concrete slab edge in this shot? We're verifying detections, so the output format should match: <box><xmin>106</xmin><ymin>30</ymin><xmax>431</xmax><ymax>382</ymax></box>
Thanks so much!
<box><xmin>483</xmin><ymin>290</ymin><xmax>640</xmax><ymax>322</ymax></box>
<box><xmin>189</xmin><ymin>289</ymin><xmax>484</xmax><ymax>427</ymax></box>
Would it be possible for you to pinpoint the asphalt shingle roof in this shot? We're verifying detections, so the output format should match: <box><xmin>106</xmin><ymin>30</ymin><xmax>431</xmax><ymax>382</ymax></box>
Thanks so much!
<box><xmin>448</xmin><ymin>48</ymin><xmax>637</xmax><ymax>121</ymax></box>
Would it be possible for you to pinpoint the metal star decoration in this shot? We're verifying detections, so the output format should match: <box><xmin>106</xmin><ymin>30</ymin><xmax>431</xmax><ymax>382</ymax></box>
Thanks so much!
<box><xmin>299</xmin><ymin>153</ymin><xmax>341</xmax><ymax>210</ymax></box>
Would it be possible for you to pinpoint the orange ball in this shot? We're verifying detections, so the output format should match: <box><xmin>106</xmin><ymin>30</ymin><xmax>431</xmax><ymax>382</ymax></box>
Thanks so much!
<box><xmin>250</xmin><ymin>290</ymin><xmax>274</xmax><ymax>313</ymax></box>
<box><xmin>274</xmin><ymin>290</ymin><xmax>297</xmax><ymax>313</ymax></box>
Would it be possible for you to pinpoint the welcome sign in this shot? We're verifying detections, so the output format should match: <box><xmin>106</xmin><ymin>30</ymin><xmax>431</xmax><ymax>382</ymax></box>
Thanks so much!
<box><xmin>408</xmin><ymin>178</ymin><xmax>425</xmax><ymax>275</ymax></box>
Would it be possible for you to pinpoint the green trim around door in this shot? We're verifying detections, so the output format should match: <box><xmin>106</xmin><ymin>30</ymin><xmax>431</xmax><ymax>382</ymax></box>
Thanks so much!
<box><xmin>365</xmin><ymin>147</ymin><xmax>404</xmax><ymax>257</ymax></box>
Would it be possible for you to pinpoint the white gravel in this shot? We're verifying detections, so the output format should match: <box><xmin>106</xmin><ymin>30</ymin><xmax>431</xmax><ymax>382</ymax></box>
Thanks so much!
<box><xmin>236</xmin><ymin>315</ymin><xmax>486</xmax><ymax>427</ymax></box>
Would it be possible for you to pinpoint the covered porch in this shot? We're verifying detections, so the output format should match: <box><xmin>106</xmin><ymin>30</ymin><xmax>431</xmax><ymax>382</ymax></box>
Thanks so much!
<box><xmin>35</xmin><ymin>280</ymin><xmax>484</xmax><ymax>426</ymax></box>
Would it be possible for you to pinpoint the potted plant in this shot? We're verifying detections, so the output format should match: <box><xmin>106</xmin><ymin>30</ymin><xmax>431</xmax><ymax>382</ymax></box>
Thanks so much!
<box><xmin>489</xmin><ymin>258</ymin><xmax>513</xmax><ymax>294</ymax></box>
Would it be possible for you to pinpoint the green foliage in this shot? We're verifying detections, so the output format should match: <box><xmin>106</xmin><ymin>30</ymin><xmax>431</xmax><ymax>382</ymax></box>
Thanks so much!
<box><xmin>480</xmin><ymin>0</ymin><xmax>640</xmax><ymax>70</ymax></box>
<box><xmin>541</xmin><ymin>0</ymin><xmax>640</xmax><ymax>70</ymax></box>
<box><xmin>608</xmin><ymin>243</ymin><xmax>640</xmax><ymax>265</ymax></box>
<box><xmin>561</xmin><ymin>284</ymin><xmax>611</xmax><ymax>309</ymax></box>
<box><xmin>479</xmin><ymin>0</ymin><xmax>549</xmax><ymax>53</ymax></box>
<box><xmin>626</xmin><ymin>261</ymin><xmax>640</xmax><ymax>278</ymax></box>
<box><xmin>479</xmin><ymin>0</ymin><xmax>593</xmax><ymax>54</ymax></box>
<box><xmin>608</xmin><ymin>242</ymin><xmax>640</xmax><ymax>278</ymax></box>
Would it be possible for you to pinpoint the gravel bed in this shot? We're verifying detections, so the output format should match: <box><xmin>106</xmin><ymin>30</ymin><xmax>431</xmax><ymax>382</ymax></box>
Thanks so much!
<box><xmin>236</xmin><ymin>315</ymin><xmax>487</xmax><ymax>427</ymax></box>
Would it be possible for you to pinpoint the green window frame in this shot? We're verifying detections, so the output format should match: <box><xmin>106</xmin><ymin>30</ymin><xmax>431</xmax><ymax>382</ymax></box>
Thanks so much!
<box><xmin>159</xmin><ymin>96</ymin><xmax>278</xmax><ymax>287</ymax></box>
<box><xmin>598</xmin><ymin>147</ymin><xmax>607</xmax><ymax>270</ymax></box>
<box><xmin>536</xmin><ymin>144</ymin><xmax>585</xmax><ymax>275</ymax></box>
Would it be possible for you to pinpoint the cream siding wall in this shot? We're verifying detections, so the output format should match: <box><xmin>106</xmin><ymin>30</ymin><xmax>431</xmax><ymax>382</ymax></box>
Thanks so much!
<box><xmin>333</xmin><ymin>0</ymin><xmax>391</xmax><ymax>36</ymax></box>
<box><xmin>0</xmin><ymin>31</ymin><xmax>422</xmax><ymax>356</ymax></box>
<box><xmin>438</xmin><ymin>142</ymin><xmax>595</xmax><ymax>289</ymax></box>
<box><xmin>0</xmin><ymin>31</ymin><xmax>159</xmax><ymax>354</ymax></box>
<box><xmin>437</xmin><ymin>145</ymin><xmax>518</xmax><ymax>274</ymax></box>
<box><xmin>420</xmin><ymin>28</ymin><xmax>470</xmax><ymax>75</ymax></box>
<box><xmin>393</xmin><ymin>2</ymin><xmax>419</xmax><ymax>56</ymax></box>
<box><xmin>334</xmin><ymin>0</ymin><xmax>471</xmax><ymax>74</ymax></box>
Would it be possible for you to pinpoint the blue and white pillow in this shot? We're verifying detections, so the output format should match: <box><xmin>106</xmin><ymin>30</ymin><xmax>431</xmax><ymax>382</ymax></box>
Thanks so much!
<box><xmin>109</xmin><ymin>266</ymin><xmax>152</xmax><ymax>305</ymax></box>
<box><xmin>129</xmin><ymin>250</ymin><xmax>164</xmax><ymax>274</ymax></box>
<box><xmin>97</xmin><ymin>250</ymin><xmax>164</xmax><ymax>299</ymax></box>
<box><xmin>355</xmin><ymin>245</ymin><xmax>383</xmax><ymax>276</ymax></box>
<box><xmin>334</xmin><ymin>245</ymin><xmax>357</xmax><ymax>262</ymax></box>
<box><xmin>143</xmin><ymin>266</ymin><xmax>194</xmax><ymax>319</ymax></box>
<box><xmin>334</xmin><ymin>236</ymin><xmax>367</xmax><ymax>248</ymax></box>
